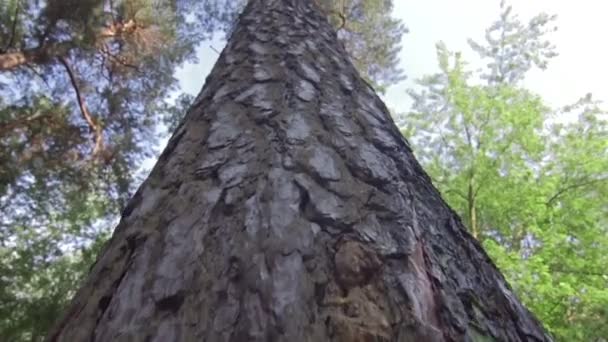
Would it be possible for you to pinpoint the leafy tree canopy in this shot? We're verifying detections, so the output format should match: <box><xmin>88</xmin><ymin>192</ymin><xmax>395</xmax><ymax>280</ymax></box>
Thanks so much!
<box><xmin>403</xmin><ymin>2</ymin><xmax>608</xmax><ymax>340</ymax></box>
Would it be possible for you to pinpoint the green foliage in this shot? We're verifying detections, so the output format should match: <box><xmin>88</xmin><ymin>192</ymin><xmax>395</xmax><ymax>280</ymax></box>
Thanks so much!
<box><xmin>468</xmin><ymin>0</ymin><xmax>558</xmax><ymax>85</ymax></box>
<box><xmin>404</xmin><ymin>43</ymin><xmax>547</xmax><ymax>238</ymax></box>
<box><xmin>0</xmin><ymin>0</ymin><xmax>216</xmax><ymax>340</ymax></box>
<box><xmin>0</xmin><ymin>230</ymin><xmax>108</xmax><ymax>341</ymax></box>
<box><xmin>404</xmin><ymin>4</ymin><xmax>608</xmax><ymax>340</ymax></box>
<box><xmin>316</xmin><ymin>0</ymin><xmax>407</xmax><ymax>91</ymax></box>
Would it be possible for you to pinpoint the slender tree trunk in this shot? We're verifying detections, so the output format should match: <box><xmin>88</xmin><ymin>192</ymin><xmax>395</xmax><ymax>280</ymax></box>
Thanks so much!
<box><xmin>467</xmin><ymin>180</ymin><xmax>478</xmax><ymax>239</ymax></box>
<box><xmin>47</xmin><ymin>0</ymin><xmax>551</xmax><ymax>341</ymax></box>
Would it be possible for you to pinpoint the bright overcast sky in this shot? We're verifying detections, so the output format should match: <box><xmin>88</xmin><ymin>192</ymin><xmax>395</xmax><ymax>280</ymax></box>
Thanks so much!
<box><xmin>175</xmin><ymin>0</ymin><xmax>608</xmax><ymax>115</ymax></box>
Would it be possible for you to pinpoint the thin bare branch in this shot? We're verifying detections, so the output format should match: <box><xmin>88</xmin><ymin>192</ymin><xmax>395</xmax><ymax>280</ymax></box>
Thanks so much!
<box><xmin>210</xmin><ymin>45</ymin><xmax>221</xmax><ymax>55</ymax></box>
<box><xmin>99</xmin><ymin>43</ymin><xmax>139</xmax><ymax>70</ymax></box>
<box><xmin>24</xmin><ymin>63</ymin><xmax>51</xmax><ymax>89</ymax></box>
<box><xmin>546</xmin><ymin>177</ymin><xmax>608</xmax><ymax>206</ymax></box>
<box><xmin>58</xmin><ymin>56</ymin><xmax>104</xmax><ymax>157</ymax></box>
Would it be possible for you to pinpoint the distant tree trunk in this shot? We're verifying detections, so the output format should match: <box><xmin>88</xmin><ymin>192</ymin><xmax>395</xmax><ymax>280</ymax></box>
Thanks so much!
<box><xmin>467</xmin><ymin>179</ymin><xmax>478</xmax><ymax>239</ymax></box>
<box><xmin>47</xmin><ymin>0</ymin><xmax>551</xmax><ymax>341</ymax></box>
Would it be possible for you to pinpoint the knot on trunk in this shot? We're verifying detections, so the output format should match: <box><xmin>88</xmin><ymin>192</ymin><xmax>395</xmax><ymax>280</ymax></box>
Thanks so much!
<box><xmin>334</xmin><ymin>241</ymin><xmax>382</xmax><ymax>290</ymax></box>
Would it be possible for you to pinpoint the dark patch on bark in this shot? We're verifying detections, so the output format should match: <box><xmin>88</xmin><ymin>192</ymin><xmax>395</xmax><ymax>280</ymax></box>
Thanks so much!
<box><xmin>155</xmin><ymin>292</ymin><xmax>185</xmax><ymax>313</ymax></box>
<box><xmin>126</xmin><ymin>232</ymin><xmax>146</xmax><ymax>252</ymax></box>
<box><xmin>97</xmin><ymin>296</ymin><xmax>111</xmax><ymax>313</ymax></box>
<box><xmin>157</xmin><ymin>126</ymin><xmax>187</xmax><ymax>163</ymax></box>
<box><xmin>120</xmin><ymin>188</ymin><xmax>142</xmax><ymax>219</ymax></box>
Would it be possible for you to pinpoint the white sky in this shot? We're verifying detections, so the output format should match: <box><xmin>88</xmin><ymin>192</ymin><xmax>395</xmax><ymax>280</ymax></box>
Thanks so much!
<box><xmin>175</xmin><ymin>0</ymin><xmax>608</xmax><ymax>116</ymax></box>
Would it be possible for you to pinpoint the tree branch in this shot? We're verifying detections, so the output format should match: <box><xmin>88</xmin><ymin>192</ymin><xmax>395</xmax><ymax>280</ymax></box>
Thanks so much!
<box><xmin>98</xmin><ymin>19</ymin><xmax>137</xmax><ymax>39</ymax></box>
<box><xmin>0</xmin><ymin>42</ymin><xmax>72</xmax><ymax>71</ymax></box>
<box><xmin>1</xmin><ymin>0</ymin><xmax>20</xmax><ymax>53</ymax></box>
<box><xmin>0</xmin><ymin>18</ymin><xmax>137</xmax><ymax>72</ymax></box>
<box><xmin>58</xmin><ymin>56</ymin><xmax>104</xmax><ymax>157</ymax></box>
<box><xmin>550</xmin><ymin>266</ymin><xmax>607</xmax><ymax>278</ymax></box>
<box><xmin>546</xmin><ymin>177</ymin><xmax>608</xmax><ymax>206</ymax></box>
<box><xmin>313</xmin><ymin>0</ymin><xmax>346</xmax><ymax>30</ymax></box>
<box><xmin>337</xmin><ymin>0</ymin><xmax>346</xmax><ymax>30</ymax></box>
<box><xmin>0</xmin><ymin>111</ymin><xmax>52</xmax><ymax>136</ymax></box>
<box><xmin>99</xmin><ymin>43</ymin><xmax>139</xmax><ymax>70</ymax></box>
<box><xmin>444</xmin><ymin>187</ymin><xmax>468</xmax><ymax>201</ymax></box>
<box><xmin>431</xmin><ymin>176</ymin><xmax>468</xmax><ymax>201</ymax></box>
<box><xmin>24</xmin><ymin>63</ymin><xmax>51</xmax><ymax>88</ymax></box>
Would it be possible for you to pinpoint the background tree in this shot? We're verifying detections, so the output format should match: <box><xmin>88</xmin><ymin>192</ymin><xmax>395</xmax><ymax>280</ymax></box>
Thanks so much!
<box><xmin>0</xmin><ymin>0</ymin><xmax>212</xmax><ymax>339</ymax></box>
<box><xmin>403</xmin><ymin>2</ymin><xmax>608</xmax><ymax>340</ymax></box>
<box><xmin>0</xmin><ymin>0</ymin><xmax>407</xmax><ymax>340</ymax></box>
<box><xmin>467</xmin><ymin>0</ymin><xmax>557</xmax><ymax>85</ymax></box>
<box><xmin>404</xmin><ymin>42</ymin><xmax>547</xmax><ymax>239</ymax></box>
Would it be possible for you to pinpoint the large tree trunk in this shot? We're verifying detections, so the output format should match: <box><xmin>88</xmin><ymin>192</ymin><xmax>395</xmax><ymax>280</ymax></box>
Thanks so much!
<box><xmin>47</xmin><ymin>0</ymin><xmax>551</xmax><ymax>341</ymax></box>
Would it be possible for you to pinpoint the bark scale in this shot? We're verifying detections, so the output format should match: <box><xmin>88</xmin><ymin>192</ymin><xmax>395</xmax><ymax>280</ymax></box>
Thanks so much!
<box><xmin>48</xmin><ymin>0</ymin><xmax>552</xmax><ymax>341</ymax></box>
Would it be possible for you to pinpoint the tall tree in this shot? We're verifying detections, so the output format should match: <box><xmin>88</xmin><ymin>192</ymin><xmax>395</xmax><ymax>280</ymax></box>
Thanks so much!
<box><xmin>467</xmin><ymin>0</ymin><xmax>557</xmax><ymax>85</ymax></box>
<box><xmin>404</xmin><ymin>43</ymin><xmax>547</xmax><ymax>240</ymax></box>
<box><xmin>203</xmin><ymin>0</ymin><xmax>406</xmax><ymax>90</ymax></box>
<box><xmin>404</xmin><ymin>1</ymin><xmax>558</xmax><ymax>241</ymax></box>
<box><xmin>1</xmin><ymin>1</ymin><xmax>408</xmax><ymax>339</ymax></box>
<box><xmin>0</xmin><ymin>0</ymin><xmax>211</xmax><ymax>339</ymax></box>
<box><xmin>49</xmin><ymin>0</ymin><xmax>550</xmax><ymax>341</ymax></box>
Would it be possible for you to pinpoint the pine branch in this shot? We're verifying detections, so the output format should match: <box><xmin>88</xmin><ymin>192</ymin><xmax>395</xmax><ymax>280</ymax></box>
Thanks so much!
<box><xmin>58</xmin><ymin>56</ymin><xmax>104</xmax><ymax>157</ymax></box>
<box><xmin>0</xmin><ymin>111</ymin><xmax>51</xmax><ymax>136</ymax></box>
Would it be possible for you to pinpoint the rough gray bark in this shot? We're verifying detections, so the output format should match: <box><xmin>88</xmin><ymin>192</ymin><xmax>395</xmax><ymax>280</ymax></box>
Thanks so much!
<box><xmin>48</xmin><ymin>0</ymin><xmax>552</xmax><ymax>341</ymax></box>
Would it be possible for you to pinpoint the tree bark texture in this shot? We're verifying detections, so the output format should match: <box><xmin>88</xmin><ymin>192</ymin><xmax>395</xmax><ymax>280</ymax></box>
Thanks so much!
<box><xmin>48</xmin><ymin>0</ymin><xmax>552</xmax><ymax>341</ymax></box>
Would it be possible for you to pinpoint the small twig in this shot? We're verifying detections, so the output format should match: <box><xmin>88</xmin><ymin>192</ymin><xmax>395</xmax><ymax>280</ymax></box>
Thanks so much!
<box><xmin>313</xmin><ymin>0</ymin><xmax>346</xmax><ymax>30</ymax></box>
<box><xmin>210</xmin><ymin>45</ymin><xmax>221</xmax><ymax>55</ymax></box>
<box><xmin>24</xmin><ymin>63</ymin><xmax>51</xmax><ymax>89</ymax></box>
<box><xmin>99</xmin><ymin>43</ymin><xmax>139</xmax><ymax>70</ymax></box>
<box><xmin>546</xmin><ymin>177</ymin><xmax>608</xmax><ymax>206</ymax></box>
<box><xmin>58</xmin><ymin>55</ymin><xmax>104</xmax><ymax>157</ymax></box>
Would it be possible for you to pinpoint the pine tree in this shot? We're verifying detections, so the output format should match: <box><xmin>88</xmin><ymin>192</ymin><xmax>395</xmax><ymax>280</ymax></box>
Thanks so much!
<box><xmin>1</xmin><ymin>1</ymin><xmax>408</xmax><ymax>338</ymax></box>
<box><xmin>48</xmin><ymin>1</ymin><xmax>551</xmax><ymax>340</ymax></box>
<box><xmin>0</xmin><ymin>1</ymin><xmax>210</xmax><ymax>338</ymax></box>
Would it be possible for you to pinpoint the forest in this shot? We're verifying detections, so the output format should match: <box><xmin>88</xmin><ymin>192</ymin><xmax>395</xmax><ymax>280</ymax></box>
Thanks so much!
<box><xmin>0</xmin><ymin>0</ymin><xmax>606</xmax><ymax>341</ymax></box>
